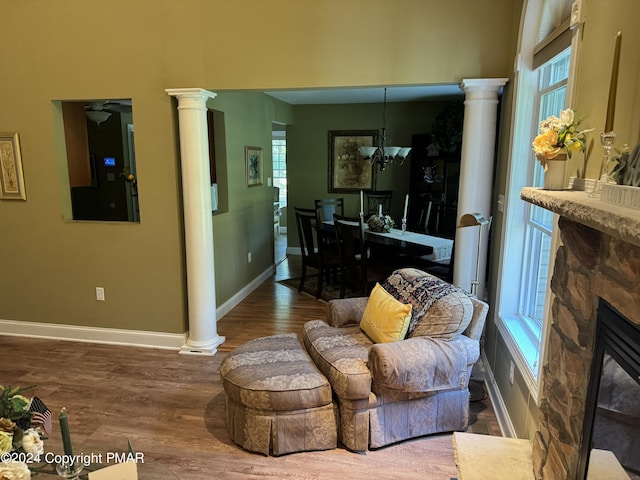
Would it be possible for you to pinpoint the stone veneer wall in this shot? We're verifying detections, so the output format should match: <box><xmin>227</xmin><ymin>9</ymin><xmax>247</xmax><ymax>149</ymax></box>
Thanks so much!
<box><xmin>532</xmin><ymin>217</ymin><xmax>640</xmax><ymax>479</ymax></box>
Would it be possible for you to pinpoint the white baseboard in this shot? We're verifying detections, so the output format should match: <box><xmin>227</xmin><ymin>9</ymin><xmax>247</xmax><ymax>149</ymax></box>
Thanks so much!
<box><xmin>0</xmin><ymin>265</ymin><xmax>274</xmax><ymax>351</ymax></box>
<box><xmin>216</xmin><ymin>265</ymin><xmax>273</xmax><ymax>319</ymax></box>
<box><xmin>0</xmin><ymin>318</ymin><xmax>187</xmax><ymax>350</ymax></box>
<box><xmin>479</xmin><ymin>351</ymin><xmax>517</xmax><ymax>438</ymax></box>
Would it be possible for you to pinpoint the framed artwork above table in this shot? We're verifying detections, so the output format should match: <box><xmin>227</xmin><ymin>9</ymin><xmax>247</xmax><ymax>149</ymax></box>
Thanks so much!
<box><xmin>328</xmin><ymin>130</ymin><xmax>377</xmax><ymax>193</ymax></box>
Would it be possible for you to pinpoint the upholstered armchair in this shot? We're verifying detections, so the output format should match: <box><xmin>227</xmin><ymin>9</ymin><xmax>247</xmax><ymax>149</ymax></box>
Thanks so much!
<box><xmin>302</xmin><ymin>268</ymin><xmax>488</xmax><ymax>452</ymax></box>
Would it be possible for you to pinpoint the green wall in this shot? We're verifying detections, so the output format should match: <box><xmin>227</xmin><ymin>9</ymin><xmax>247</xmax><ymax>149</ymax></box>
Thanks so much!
<box><xmin>208</xmin><ymin>92</ymin><xmax>293</xmax><ymax>302</ymax></box>
<box><xmin>0</xmin><ymin>0</ymin><xmax>516</xmax><ymax>336</ymax></box>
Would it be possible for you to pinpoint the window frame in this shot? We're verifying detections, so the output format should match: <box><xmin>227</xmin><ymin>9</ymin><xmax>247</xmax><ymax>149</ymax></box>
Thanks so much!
<box><xmin>495</xmin><ymin>1</ymin><xmax>580</xmax><ymax>403</ymax></box>
<box><xmin>272</xmin><ymin>137</ymin><xmax>287</xmax><ymax>207</ymax></box>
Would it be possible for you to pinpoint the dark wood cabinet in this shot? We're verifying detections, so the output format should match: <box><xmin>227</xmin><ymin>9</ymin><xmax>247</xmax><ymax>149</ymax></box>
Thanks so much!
<box><xmin>408</xmin><ymin>133</ymin><xmax>459</xmax><ymax>238</ymax></box>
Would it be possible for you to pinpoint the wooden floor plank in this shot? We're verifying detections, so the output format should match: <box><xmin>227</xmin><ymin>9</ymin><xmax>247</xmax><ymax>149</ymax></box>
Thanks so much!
<box><xmin>0</xmin><ymin>255</ymin><xmax>500</xmax><ymax>479</ymax></box>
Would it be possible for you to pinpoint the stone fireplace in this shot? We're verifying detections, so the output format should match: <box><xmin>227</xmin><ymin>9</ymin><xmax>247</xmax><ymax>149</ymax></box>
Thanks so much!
<box><xmin>521</xmin><ymin>188</ymin><xmax>640</xmax><ymax>480</ymax></box>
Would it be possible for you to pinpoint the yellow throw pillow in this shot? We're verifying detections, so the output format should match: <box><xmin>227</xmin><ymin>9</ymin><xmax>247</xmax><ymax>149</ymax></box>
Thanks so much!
<box><xmin>360</xmin><ymin>283</ymin><xmax>413</xmax><ymax>343</ymax></box>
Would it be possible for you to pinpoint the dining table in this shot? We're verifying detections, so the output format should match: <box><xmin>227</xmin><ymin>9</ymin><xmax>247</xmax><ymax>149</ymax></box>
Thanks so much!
<box><xmin>365</xmin><ymin>227</ymin><xmax>453</xmax><ymax>263</ymax></box>
<box><xmin>322</xmin><ymin>220</ymin><xmax>453</xmax><ymax>264</ymax></box>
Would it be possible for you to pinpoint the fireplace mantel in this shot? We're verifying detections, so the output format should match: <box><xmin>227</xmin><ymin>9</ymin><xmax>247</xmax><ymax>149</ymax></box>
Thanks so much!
<box><xmin>520</xmin><ymin>186</ymin><xmax>640</xmax><ymax>479</ymax></box>
<box><xmin>520</xmin><ymin>187</ymin><xmax>640</xmax><ymax>247</ymax></box>
<box><xmin>454</xmin><ymin>187</ymin><xmax>638</xmax><ymax>480</ymax></box>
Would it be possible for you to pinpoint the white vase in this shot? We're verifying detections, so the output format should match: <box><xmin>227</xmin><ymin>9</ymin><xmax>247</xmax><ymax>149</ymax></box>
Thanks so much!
<box><xmin>544</xmin><ymin>157</ymin><xmax>567</xmax><ymax>190</ymax></box>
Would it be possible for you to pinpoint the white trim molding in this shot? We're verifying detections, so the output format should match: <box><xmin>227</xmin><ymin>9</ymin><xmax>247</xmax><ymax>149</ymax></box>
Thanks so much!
<box><xmin>0</xmin><ymin>267</ymin><xmax>274</xmax><ymax>352</ymax></box>
<box><xmin>480</xmin><ymin>351</ymin><xmax>517</xmax><ymax>438</ymax></box>
<box><xmin>0</xmin><ymin>319</ymin><xmax>187</xmax><ymax>350</ymax></box>
<box><xmin>215</xmin><ymin>266</ymin><xmax>274</xmax><ymax>320</ymax></box>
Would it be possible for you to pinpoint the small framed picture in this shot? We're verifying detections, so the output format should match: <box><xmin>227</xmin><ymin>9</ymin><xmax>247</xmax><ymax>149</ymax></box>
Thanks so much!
<box><xmin>328</xmin><ymin>130</ymin><xmax>377</xmax><ymax>193</ymax></box>
<box><xmin>0</xmin><ymin>132</ymin><xmax>26</xmax><ymax>200</ymax></box>
<box><xmin>245</xmin><ymin>146</ymin><xmax>263</xmax><ymax>187</ymax></box>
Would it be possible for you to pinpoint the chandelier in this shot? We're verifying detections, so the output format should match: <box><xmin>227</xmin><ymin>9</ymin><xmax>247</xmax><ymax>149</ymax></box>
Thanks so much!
<box><xmin>358</xmin><ymin>88</ymin><xmax>411</xmax><ymax>171</ymax></box>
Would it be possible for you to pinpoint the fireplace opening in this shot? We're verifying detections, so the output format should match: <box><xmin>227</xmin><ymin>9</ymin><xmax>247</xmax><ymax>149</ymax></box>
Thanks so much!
<box><xmin>579</xmin><ymin>300</ymin><xmax>640</xmax><ymax>479</ymax></box>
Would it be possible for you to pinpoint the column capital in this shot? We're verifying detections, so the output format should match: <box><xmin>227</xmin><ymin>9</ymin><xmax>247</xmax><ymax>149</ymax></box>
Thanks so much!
<box><xmin>459</xmin><ymin>78</ymin><xmax>509</xmax><ymax>100</ymax></box>
<box><xmin>165</xmin><ymin>88</ymin><xmax>217</xmax><ymax>109</ymax></box>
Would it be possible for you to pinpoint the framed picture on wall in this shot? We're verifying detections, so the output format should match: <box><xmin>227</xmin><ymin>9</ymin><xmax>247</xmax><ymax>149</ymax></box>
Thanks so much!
<box><xmin>328</xmin><ymin>130</ymin><xmax>377</xmax><ymax>192</ymax></box>
<box><xmin>0</xmin><ymin>132</ymin><xmax>26</xmax><ymax>200</ymax></box>
<box><xmin>245</xmin><ymin>146</ymin><xmax>263</xmax><ymax>187</ymax></box>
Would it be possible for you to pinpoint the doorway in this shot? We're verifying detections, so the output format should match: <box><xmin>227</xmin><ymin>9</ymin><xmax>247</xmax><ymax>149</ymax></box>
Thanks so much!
<box><xmin>272</xmin><ymin>123</ymin><xmax>287</xmax><ymax>265</ymax></box>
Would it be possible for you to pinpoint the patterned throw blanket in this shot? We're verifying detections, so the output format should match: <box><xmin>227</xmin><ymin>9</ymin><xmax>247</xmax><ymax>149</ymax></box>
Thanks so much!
<box><xmin>382</xmin><ymin>268</ymin><xmax>457</xmax><ymax>335</ymax></box>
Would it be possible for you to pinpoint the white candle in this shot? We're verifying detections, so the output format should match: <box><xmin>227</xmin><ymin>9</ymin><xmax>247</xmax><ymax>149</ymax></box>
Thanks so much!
<box><xmin>403</xmin><ymin>194</ymin><xmax>409</xmax><ymax>220</ymax></box>
<box><xmin>378</xmin><ymin>204</ymin><xmax>382</xmax><ymax>217</ymax></box>
<box><xmin>360</xmin><ymin>190</ymin><xmax>364</xmax><ymax>215</ymax></box>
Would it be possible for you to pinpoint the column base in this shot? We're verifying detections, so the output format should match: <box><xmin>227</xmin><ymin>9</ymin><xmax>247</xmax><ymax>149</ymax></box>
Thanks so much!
<box><xmin>179</xmin><ymin>335</ymin><xmax>226</xmax><ymax>355</ymax></box>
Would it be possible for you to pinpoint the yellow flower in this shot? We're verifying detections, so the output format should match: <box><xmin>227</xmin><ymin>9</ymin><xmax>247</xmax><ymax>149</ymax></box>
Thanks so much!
<box><xmin>531</xmin><ymin>108</ymin><xmax>592</xmax><ymax>167</ymax></box>
<box><xmin>0</xmin><ymin>431</ymin><xmax>12</xmax><ymax>454</ymax></box>
<box><xmin>532</xmin><ymin>130</ymin><xmax>561</xmax><ymax>160</ymax></box>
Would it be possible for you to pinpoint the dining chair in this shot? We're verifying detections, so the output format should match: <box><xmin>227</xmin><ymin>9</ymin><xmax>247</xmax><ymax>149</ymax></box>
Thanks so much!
<box><xmin>314</xmin><ymin>197</ymin><xmax>345</xmax><ymax>251</ymax></box>
<box><xmin>417</xmin><ymin>199</ymin><xmax>433</xmax><ymax>234</ymax></box>
<box><xmin>295</xmin><ymin>207</ymin><xmax>341</xmax><ymax>299</ymax></box>
<box><xmin>366</xmin><ymin>191</ymin><xmax>392</xmax><ymax>218</ymax></box>
<box><xmin>333</xmin><ymin>213</ymin><xmax>390</xmax><ymax>298</ymax></box>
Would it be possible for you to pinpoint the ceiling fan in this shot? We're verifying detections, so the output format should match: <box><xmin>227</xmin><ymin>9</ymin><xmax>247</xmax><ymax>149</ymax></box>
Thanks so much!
<box><xmin>85</xmin><ymin>100</ymin><xmax>132</xmax><ymax>125</ymax></box>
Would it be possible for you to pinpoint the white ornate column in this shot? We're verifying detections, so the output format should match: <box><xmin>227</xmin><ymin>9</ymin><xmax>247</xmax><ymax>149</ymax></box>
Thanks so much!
<box><xmin>453</xmin><ymin>78</ymin><xmax>508</xmax><ymax>300</ymax></box>
<box><xmin>166</xmin><ymin>88</ymin><xmax>224</xmax><ymax>355</ymax></box>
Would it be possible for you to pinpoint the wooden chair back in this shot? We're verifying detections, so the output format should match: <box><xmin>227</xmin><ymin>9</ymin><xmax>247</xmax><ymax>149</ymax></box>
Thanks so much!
<box><xmin>366</xmin><ymin>191</ymin><xmax>392</xmax><ymax>217</ymax></box>
<box><xmin>333</xmin><ymin>213</ymin><xmax>367</xmax><ymax>296</ymax></box>
<box><xmin>295</xmin><ymin>207</ymin><xmax>319</xmax><ymax>261</ymax></box>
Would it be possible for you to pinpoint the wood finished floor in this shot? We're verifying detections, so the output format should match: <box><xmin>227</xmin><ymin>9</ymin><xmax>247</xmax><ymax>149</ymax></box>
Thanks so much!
<box><xmin>0</xmin><ymin>252</ymin><xmax>501</xmax><ymax>479</ymax></box>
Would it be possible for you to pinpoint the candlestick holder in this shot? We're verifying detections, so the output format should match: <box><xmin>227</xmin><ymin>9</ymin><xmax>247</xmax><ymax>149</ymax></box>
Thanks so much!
<box><xmin>600</xmin><ymin>131</ymin><xmax>617</xmax><ymax>183</ymax></box>
<box><xmin>56</xmin><ymin>462</ymin><xmax>83</xmax><ymax>480</ymax></box>
<box><xmin>590</xmin><ymin>132</ymin><xmax>617</xmax><ymax>198</ymax></box>
<box><xmin>401</xmin><ymin>218</ymin><xmax>407</xmax><ymax>235</ymax></box>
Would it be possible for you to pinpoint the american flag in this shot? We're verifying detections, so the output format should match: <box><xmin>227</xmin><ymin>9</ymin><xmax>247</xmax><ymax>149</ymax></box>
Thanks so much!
<box><xmin>29</xmin><ymin>397</ymin><xmax>52</xmax><ymax>436</ymax></box>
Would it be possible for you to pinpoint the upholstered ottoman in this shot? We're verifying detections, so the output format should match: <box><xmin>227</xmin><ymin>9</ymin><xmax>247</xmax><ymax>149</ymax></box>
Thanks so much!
<box><xmin>220</xmin><ymin>333</ymin><xmax>337</xmax><ymax>455</ymax></box>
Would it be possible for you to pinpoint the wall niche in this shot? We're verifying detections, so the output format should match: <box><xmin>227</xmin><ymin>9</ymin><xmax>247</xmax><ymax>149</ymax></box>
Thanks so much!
<box><xmin>61</xmin><ymin>99</ymin><xmax>139</xmax><ymax>222</ymax></box>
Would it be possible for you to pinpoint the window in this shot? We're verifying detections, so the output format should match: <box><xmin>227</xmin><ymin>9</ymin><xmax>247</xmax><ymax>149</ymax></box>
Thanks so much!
<box><xmin>272</xmin><ymin>138</ymin><xmax>287</xmax><ymax>207</ymax></box>
<box><xmin>517</xmin><ymin>49</ymin><xmax>570</xmax><ymax>375</ymax></box>
<box><xmin>496</xmin><ymin>0</ymin><xmax>576</xmax><ymax>402</ymax></box>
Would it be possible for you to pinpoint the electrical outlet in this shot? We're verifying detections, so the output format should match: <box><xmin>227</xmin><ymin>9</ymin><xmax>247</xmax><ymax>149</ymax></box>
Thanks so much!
<box><xmin>96</xmin><ymin>287</ymin><xmax>105</xmax><ymax>301</ymax></box>
<box><xmin>509</xmin><ymin>360</ymin><xmax>515</xmax><ymax>385</ymax></box>
<box><xmin>247</xmin><ymin>252</ymin><xmax>252</xmax><ymax>263</ymax></box>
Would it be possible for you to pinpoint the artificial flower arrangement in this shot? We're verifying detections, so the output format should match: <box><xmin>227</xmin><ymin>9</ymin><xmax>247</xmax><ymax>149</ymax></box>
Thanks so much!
<box><xmin>532</xmin><ymin>108</ymin><xmax>593</xmax><ymax>169</ymax></box>
<box><xmin>0</xmin><ymin>385</ymin><xmax>48</xmax><ymax>480</ymax></box>
<box><xmin>367</xmin><ymin>214</ymin><xmax>395</xmax><ymax>233</ymax></box>
<box><xmin>119</xmin><ymin>167</ymin><xmax>137</xmax><ymax>187</ymax></box>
